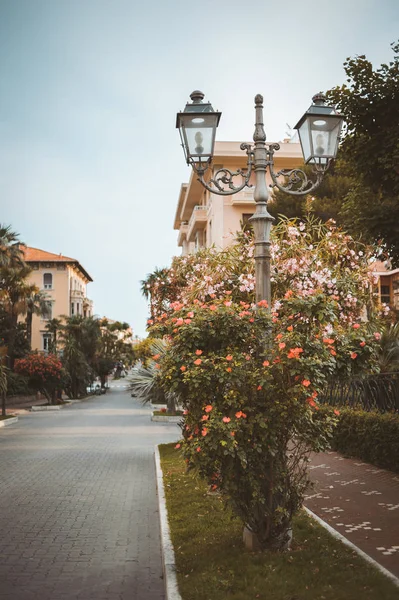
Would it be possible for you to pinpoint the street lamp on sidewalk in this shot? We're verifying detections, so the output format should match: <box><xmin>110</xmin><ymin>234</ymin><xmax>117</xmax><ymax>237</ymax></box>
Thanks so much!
<box><xmin>176</xmin><ymin>91</ymin><xmax>343</xmax><ymax>306</ymax></box>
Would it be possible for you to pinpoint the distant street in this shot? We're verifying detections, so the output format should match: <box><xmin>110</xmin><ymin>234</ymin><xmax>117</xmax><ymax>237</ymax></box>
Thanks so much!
<box><xmin>0</xmin><ymin>388</ymin><xmax>179</xmax><ymax>600</ymax></box>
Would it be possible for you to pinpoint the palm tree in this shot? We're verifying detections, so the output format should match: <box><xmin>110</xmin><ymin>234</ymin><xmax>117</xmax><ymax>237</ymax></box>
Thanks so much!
<box><xmin>0</xmin><ymin>224</ymin><xmax>25</xmax><ymax>268</ymax></box>
<box><xmin>376</xmin><ymin>322</ymin><xmax>399</xmax><ymax>372</ymax></box>
<box><xmin>25</xmin><ymin>290</ymin><xmax>51</xmax><ymax>350</ymax></box>
<box><xmin>45</xmin><ymin>318</ymin><xmax>63</xmax><ymax>354</ymax></box>
<box><xmin>0</xmin><ymin>264</ymin><xmax>36</xmax><ymax>367</ymax></box>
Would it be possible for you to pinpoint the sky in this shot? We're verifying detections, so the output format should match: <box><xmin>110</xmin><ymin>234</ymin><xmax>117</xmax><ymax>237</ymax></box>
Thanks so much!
<box><xmin>1</xmin><ymin>0</ymin><xmax>398</xmax><ymax>337</ymax></box>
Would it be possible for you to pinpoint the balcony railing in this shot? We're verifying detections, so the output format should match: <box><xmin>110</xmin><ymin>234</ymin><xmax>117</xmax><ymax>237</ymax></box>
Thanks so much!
<box><xmin>230</xmin><ymin>190</ymin><xmax>255</xmax><ymax>205</ymax></box>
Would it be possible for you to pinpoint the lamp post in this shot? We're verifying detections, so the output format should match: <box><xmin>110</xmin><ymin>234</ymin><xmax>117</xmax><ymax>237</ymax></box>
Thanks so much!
<box><xmin>176</xmin><ymin>91</ymin><xmax>343</xmax><ymax>307</ymax></box>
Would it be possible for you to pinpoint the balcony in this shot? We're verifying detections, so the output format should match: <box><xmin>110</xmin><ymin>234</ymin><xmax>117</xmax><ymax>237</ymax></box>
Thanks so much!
<box><xmin>187</xmin><ymin>206</ymin><xmax>207</xmax><ymax>242</ymax></box>
<box><xmin>70</xmin><ymin>289</ymin><xmax>84</xmax><ymax>299</ymax></box>
<box><xmin>230</xmin><ymin>190</ymin><xmax>255</xmax><ymax>205</ymax></box>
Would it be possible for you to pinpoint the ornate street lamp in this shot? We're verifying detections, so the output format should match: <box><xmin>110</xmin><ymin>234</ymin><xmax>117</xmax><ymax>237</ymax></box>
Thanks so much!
<box><xmin>176</xmin><ymin>91</ymin><xmax>343</xmax><ymax>306</ymax></box>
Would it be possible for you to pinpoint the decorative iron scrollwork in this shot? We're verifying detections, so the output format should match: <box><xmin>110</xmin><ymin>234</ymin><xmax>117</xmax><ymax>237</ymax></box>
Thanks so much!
<box><xmin>194</xmin><ymin>143</ymin><xmax>254</xmax><ymax>196</ymax></box>
<box><xmin>267</xmin><ymin>144</ymin><xmax>329</xmax><ymax>196</ymax></box>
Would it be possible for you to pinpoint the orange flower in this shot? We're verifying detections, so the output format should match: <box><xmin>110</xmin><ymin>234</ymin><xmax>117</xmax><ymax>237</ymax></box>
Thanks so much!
<box><xmin>302</xmin><ymin>379</ymin><xmax>311</xmax><ymax>387</ymax></box>
<box><xmin>235</xmin><ymin>411</ymin><xmax>247</xmax><ymax>419</ymax></box>
<box><xmin>202</xmin><ymin>415</ymin><xmax>209</xmax><ymax>421</ymax></box>
<box><xmin>230</xmin><ymin>432</ymin><xmax>235</xmax><ymax>437</ymax></box>
<box><xmin>360</xmin><ymin>341</ymin><xmax>366</xmax><ymax>347</ymax></box>
<box><xmin>262</xmin><ymin>360</ymin><xmax>270</xmax><ymax>367</ymax></box>
<box><xmin>278</xmin><ymin>342</ymin><xmax>286</xmax><ymax>350</ymax></box>
<box><xmin>245</xmin><ymin>354</ymin><xmax>251</xmax><ymax>361</ymax></box>
<box><xmin>334</xmin><ymin>409</ymin><xmax>340</xmax><ymax>416</ymax></box>
<box><xmin>284</xmin><ymin>290</ymin><xmax>293</xmax><ymax>299</ymax></box>
<box><xmin>323</xmin><ymin>338</ymin><xmax>335</xmax><ymax>345</ymax></box>
<box><xmin>195</xmin><ymin>349</ymin><xmax>203</xmax><ymax>355</ymax></box>
<box><xmin>275</xmin><ymin>333</ymin><xmax>283</xmax><ymax>340</ymax></box>
<box><xmin>194</xmin><ymin>358</ymin><xmax>202</xmax><ymax>365</ymax></box>
<box><xmin>350</xmin><ymin>352</ymin><xmax>358</xmax><ymax>360</ymax></box>
<box><xmin>184</xmin><ymin>318</ymin><xmax>192</xmax><ymax>324</ymax></box>
<box><xmin>205</xmin><ymin>405</ymin><xmax>213</xmax><ymax>413</ymax></box>
<box><xmin>287</xmin><ymin>347</ymin><xmax>303</xmax><ymax>359</ymax></box>
<box><xmin>226</xmin><ymin>367</ymin><xmax>232</xmax><ymax>372</ymax></box>
<box><xmin>249</xmin><ymin>318</ymin><xmax>254</xmax><ymax>323</ymax></box>
<box><xmin>153</xmin><ymin>354</ymin><xmax>161</xmax><ymax>360</ymax></box>
<box><xmin>196</xmin><ymin>447</ymin><xmax>201</xmax><ymax>452</ymax></box>
<box><xmin>352</xmin><ymin>323</ymin><xmax>360</xmax><ymax>329</ymax></box>
<box><xmin>187</xmin><ymin>311</ymin><xmax>194</xmax><ymax>318</ymax></box>
<box><xmin>201</xmin><ymin>428</ymin><xmax>208</xmax><ymax>437</ymax></box>
<box><xmin>175</xmin><ymin>443</ymin><xmax>181</xmax><ymax>449</ymax></box>
<box><xmin>287</xmin><ymin>325</ymin><xmax>293</xmax><ymax>332</ymax></box>
<box><xmin>226</xmin><ymin>355</ymin><xmax>233</xmax><ymax>361</ymax></box>
<box><xmin>225</xmin><ymin>291</ymin><xmax>232</xmax><ymax>295</ymax></box>
<box><xmin>330</xmin><ymin>349</ymin><xmax>337</xmax><ymax>356</ymax></box>
<box><xmin>180</xmin><ymin>365</ymin><xmax>187</xmax><ymax>372</ymax></box>
<box><xmin>257</xmin><ymin>385</ymin><xmax>262</xmax><ymax>390</ymax></box>
<box><xmin>222</xmin><ymin>417</ymin><xmax>231</xmax><ymax>423</ymax></box>
<box><xmin>155</xmin><ymin>363</ymin><xmax>161</xmax><ymax>369</ymax></box>
<box><xmin>209</xmin><ymin>305</ymin><xmax>217</xmax><ymax>311</ymax></box>
<box><xmin>257</xmin><ymin>299</ymin><xmax>268</xmax><ymax>308</ymax></box>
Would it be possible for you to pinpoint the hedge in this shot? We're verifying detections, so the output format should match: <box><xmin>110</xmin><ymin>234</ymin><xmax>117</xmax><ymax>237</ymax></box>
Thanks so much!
<box><xmin>6</xmin><ymin>371</ymin><xmax>35</xmax><ymax>397</ymax></box>
<box><xmin>324</xmin><ymin>407</ymin><xmax>399</xmax><ymax>473</ymax></box>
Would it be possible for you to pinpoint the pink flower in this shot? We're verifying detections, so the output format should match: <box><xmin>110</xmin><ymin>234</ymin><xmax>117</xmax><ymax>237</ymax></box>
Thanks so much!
<box><xmin>374</xmin><ymin>332</ymin><xmax>381</xmax><ymax>340</ymax></box>
<box><xmin>359</xmin><ymin>341</ymin><xmax>366</xmax><ymax>347</ymax></box>
<box><xmin>352</xmin><ymin>323</ymin><xmax>360</xmax><ymax>329</ymax></box>
<box><xmin>195</xmin><ymin>349</ymin><xmax>203</xmax><ymax>355</ymax></box>
<box><xmin>226</xmin><ymin>355</ymin><xmax>233</xmax><ymax>361</ymax></box>
<box><xmin>224</xmin><ymin>301</ymin><xmax>232</xmax><ymax>307</ymax></box>
<box><xmin>302</xmin><ymin>379</ymin><xmax>311</xmax><ymax>387</ymax></box>
<box><xmin>194</xmin><ymin>358</ymin><xmax>202</xmax><ymax>365</ymax></box>
<box><xmin>187</xmin><ymin>311</ymin><xmax>194</xmax><ymax>318</ymax></box>
<box><xmin>350</xmin><ymin>352</ymin><xmax>358</xmax><ymax>360</ymax></box>
<box><xmin>180</xmin><ymin>365</ymin><xmax>187</xmax><ymax>372</ymax></box>
<box><xmin>263</xmin><ymin>360</ymin><xmax>270</xmax><ymax>367</ymax></box>
<box><xmin>175</xmin><ymin>443</ymin><xmax>181</xmax><ymax>449</ymax></box>
<box><xmin>209</xmin><ymin>305</ymin><xmax>217</xmax><ymax>311</ymax></box>
<box><xmin>222</xmin><ymin>417</ymin><xmax>231</xmax><ymax>423</ymax></box>
<box><xmin>205</xmin><ymin>405</ymin><xmax>213</xmax><ymax>413</ymax></box>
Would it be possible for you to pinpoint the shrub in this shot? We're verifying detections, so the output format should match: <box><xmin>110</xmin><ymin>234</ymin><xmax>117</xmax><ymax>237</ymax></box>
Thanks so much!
<box><xmin>328</xmin><ymin>408</ymin><xmax>399</xmax><ymax>472</ymax></box>
<box><xmin>6</xmin><ymin>371</ymin><xmax>35</xmax><ymax>396</ymax></box>
<box><xmin>14</xmin><ymin>353</ymin><xmax>63</xmax><ymax>404</ymax></box>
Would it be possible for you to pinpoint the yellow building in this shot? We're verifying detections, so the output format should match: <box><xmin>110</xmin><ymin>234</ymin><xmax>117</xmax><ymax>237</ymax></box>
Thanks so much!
<box><xmin>23</xmin><ymin>247</ymin><xmax>93</xmax><ymax>351</ymax></box>
<box><xmin>174</xmin><ymin>140</ymin><xmax>303</xmax><ymax>255</ymax></box>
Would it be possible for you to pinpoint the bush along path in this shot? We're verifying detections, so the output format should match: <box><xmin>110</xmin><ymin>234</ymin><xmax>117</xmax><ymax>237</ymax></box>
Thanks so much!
<box><xmin>305</xmin><ymin>448</ymin><xmax>399</xmax><ymax>579</ymax></box>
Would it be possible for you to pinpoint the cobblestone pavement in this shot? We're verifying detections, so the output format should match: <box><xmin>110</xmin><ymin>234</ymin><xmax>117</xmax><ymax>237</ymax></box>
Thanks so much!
<box><xmin>306</xmin><ymin>450</ymin><xmax>399</xmax><ymax>578</ymax></box>
<box><xmin>0</xmin><ymin>389</ymin><xmax>180</xmax><ymax>600</ymax></box>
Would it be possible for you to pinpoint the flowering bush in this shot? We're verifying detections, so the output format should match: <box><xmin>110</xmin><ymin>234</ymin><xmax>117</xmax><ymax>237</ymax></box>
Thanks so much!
<box><xmin>147</xmin><ymin>217</ymin><xmax>383</xmax><ymax>550</ymax></box>
<box><xmin>146</xmin><ymin>218</ymin><xmax>384</xmax><ymax>324</ymax></box>
<box><xmin>14</xmin><ymin>353</ymin><xmax>63</xmax><ymax>404</ymax></box>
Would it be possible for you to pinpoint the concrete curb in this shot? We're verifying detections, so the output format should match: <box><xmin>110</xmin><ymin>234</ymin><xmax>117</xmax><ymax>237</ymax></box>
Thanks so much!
<box><xmin>152</xmin><ymin>414</ymin><xmax>182</xmax><ymax>423</ymax></box>
<box><xmin>0</xmin><ymin>416</ymin><xmax>18</xmax><ymax>427</ymax></box>
<box><xmin>304</xmin><ymin>507</ymin><xmax>399</xmax><ymax>588</ymax></box>
<box><xmin>31</xmin><ymin>405</ymin><xmax>62</xmax><ymax>411</ymax></box>
<box><xmin>154</xmin><ymin>445</ymin><xmax>183</xmax><ymax>600</ymax></box>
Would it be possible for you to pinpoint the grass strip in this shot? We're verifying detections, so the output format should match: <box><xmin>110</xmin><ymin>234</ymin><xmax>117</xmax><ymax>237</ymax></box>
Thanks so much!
<box><xmin>153</xmin><ymin>410</ymin><xmax>183</xmax><ymax>416</ymax></box>
<box><xmin>0</xmin><ymin>415</ymin><xmax>16</xmax><ymax>421</ymax></box>
<box><xmin>159</xmin><ymin>443</ymin><xmax>398</xmax><ymax>600</ymax></box>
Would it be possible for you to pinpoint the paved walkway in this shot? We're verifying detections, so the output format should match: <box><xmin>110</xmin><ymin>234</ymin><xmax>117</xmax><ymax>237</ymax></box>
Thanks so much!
<box><xmin>306</xmin><ymin>450</ymin><xmax>399</xmax><ymax>578</ymax></box>
<box><xmin>0</xmin><ymin>389</ymin><xmax>179</xmax><ymax>600</ymax></box>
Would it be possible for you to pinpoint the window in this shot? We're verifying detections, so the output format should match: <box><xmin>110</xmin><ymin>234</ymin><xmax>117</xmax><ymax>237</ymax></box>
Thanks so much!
<box><xmin>43</xmin><ymin>273</ymin><xmax>53</xmax><ymax>289</ymax></box>
<box><xmin>381</xmin><ymin>285</ymin><xmax>391</xmax><ymax>305</ymax></box>
<box><xmin>71</xmin><ymin>302</ymin><xmax>75</xmax><ymax>315</ymax></box>
<box><xmin>43</xmin><ymin>333</ymin><xmax>51</xmax><ymax>352</ymax></box>
<box><xmin>76</xmin><ymin>303</ymin><xmax>80</xmax><ymax>315</ymax></box>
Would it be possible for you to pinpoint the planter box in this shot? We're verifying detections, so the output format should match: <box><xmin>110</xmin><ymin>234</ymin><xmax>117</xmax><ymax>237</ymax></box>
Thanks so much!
<box><xmin>151</xmin><ymin>413</ymin><xmax>182</xmax><ymax>423</ymax></box>
<box><xmin>0</xmin><ymin>416</ymin><xmax>18</xmax><ymax>427</ymax></box>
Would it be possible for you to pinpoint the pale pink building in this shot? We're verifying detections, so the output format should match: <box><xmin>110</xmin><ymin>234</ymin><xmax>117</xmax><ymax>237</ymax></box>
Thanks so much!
<box><xmin>174</xmin><ymin>140</ymin><xmax>303</xmax><ymax>255</ymax></box>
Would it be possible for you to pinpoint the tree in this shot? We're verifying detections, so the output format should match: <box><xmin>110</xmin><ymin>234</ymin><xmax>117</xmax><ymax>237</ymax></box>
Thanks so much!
<box><xmin>14</xmin><ymin>353</ymin><xmax>63</xmax><ymax>404</ymax></box>
<box><xmin>45</xmin><ymin>318</ymin><xmax>63</xmax><ymax>354</ymax></box>
<box><xmin>0</xmin><ymin>224</ymin><xmax>25</xmax><ymax>268</ymax></box>
<box><xmin>25</xmin><ymin>290</ymin><xmax>51</xmax><ymax>350</ymax></box>
<box><xmin>326</xmin><ymin>41</ymin><xmax>399</xmax><ymax>263</ymax></box>
<box><xmin>146</xmin><ymin>218</ymin><xmax>383</xmax><ymax>551</ymax></box>
<box><xmin>0</xmin><ymin>264</ymin><xmax>37</xmax><ymax>367</ymax></box>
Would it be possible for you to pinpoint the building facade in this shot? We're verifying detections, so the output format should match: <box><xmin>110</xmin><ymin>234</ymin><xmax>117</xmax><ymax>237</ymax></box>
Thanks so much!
<box><xmin>174</xmin><ymin>140</ymin><xmax>303</xmax><ymax>255</ymax></box>
<box><xmin>23</xmin><ymin>247</ymin><xmax>93</xmax><ymax>352</ymax></box>
<box><xmin>370</xmin><ymin>261</ymin><xmax>399</xmax><ymax>311</ymax></box>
